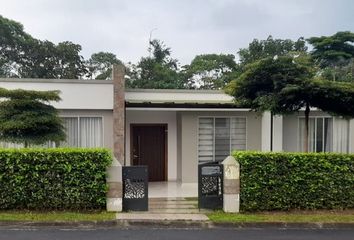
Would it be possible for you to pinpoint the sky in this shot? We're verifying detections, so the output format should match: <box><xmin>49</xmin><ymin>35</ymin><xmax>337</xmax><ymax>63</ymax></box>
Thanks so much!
<box><xmin>1</xmin><ymin>0</ymin><xmax>354</xmax><ymax>65</ymax></box>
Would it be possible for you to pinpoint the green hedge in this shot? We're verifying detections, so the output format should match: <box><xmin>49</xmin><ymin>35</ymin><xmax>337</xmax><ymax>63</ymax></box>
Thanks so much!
<box><xmin>234</xmin><ymin>151</ymin><xmax>354</xmax><ymax>211</ymax></box>
<box><xmin>0</xmin><ymin>148</ymin><xmax>112</xmax><ymax>210</ymax></box>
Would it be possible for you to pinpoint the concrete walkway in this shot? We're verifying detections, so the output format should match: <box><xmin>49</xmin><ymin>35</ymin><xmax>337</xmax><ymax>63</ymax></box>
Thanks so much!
<box><xmin>116</xmin><ymin>213</ymin><xmax>209</xmax><ymax>221</ymax></box>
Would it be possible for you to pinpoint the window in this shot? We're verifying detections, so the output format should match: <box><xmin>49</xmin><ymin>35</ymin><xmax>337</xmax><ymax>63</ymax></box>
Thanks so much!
<box><xmin>61</xmin><ymin>117</ymin><xmax>103</xmax><ymax>148</ymax></box>
<box><xmin>198</xmin><ymin>117</ymin><xmax>246</xmax><ymax>164</ymax></box>
<box><xmin>299</xmin><ymin>117</ymin><xmax>349</xmax><ymax>153</ymax></box>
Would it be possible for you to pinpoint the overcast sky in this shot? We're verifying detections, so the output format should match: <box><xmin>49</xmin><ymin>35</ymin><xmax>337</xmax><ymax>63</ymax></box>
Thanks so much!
<box><xmin>1</xmin><ymin>0</ymin><xmax>354</xmax><ymax>64</ymax></box>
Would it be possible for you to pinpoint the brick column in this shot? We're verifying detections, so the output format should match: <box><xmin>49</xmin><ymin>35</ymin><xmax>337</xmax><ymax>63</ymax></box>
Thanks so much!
<box><xmin>222</xmin><ymin>156</ymin><xmax>240</xmax><ymax>213</ymax></box>
<box><xmin>106</xmin><ymin>64</ymin><xmax>125</xmax><ymax>212</ymax></box>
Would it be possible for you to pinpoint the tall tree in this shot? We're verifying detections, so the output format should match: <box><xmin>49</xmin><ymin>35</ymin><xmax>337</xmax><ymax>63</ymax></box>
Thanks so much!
<box><xmin>238</xmin><ymin>36</ymin><xmax>307</xmax><ymax>67</ymax></box>
<box><xmin>127</xmin><ymin>39</ymin><xmax>185</xmax><ymax>89</ymax></box>
<box><xmin>183</xmin><ymin>54</ymin><xmax>239</xmax><ymax>89</ymax></box>
<box><xmin>86</xmin><ymin>52</ymin><xmax>122</xmax><ymax>80</ymax></box>
<box><xmin>308</xmin><ymin>31</ymin><xmax>354</xmax><ymax>82</ymax></box>
<box><xmin>0</xmin><ymin>88</ymin><xmax>66</xmax><ymax>147</ymax></box>
<box><xmin>0</xmin><ymin>15</ymin><xmax>33</xmax><ymax>77</ymax></box>
<box><xmin>226</xmin><ymin>54</ymin><xmax>354</xmax><ymax>152</ymax></box>
<box><xmin>0</xmin><ymin>15</ymin><xmax>86</xmax><ymax>79</ymax></box>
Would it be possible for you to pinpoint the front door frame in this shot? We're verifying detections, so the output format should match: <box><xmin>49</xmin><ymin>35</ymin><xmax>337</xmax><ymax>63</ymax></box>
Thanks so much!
<box><xmin>130</xmin><ymin>123</ymin><xmax>168</xmax><ymax>181</ymax></box>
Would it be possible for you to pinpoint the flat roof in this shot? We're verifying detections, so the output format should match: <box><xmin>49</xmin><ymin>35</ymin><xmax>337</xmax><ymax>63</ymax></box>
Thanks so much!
<box><xmin>0</xmin><ymin>78</ymin><xmax>236</xmax><ymax>109</ymax></box>
<box><xmin>125</xmin><ymin>89</ymin><xmax>234</xmax><ymax>105</ymax></box>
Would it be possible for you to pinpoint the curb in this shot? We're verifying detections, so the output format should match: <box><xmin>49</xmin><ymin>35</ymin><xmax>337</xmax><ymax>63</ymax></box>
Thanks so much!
<box><xmin>0</xmin><ymin>220</ymin><xmax>354</xmax><ymax>229</ymax></box>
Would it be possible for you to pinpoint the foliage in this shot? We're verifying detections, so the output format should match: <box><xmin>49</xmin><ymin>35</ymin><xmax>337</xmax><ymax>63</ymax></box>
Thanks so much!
<box><xmin>0</xmin><ymin>15</ymin><xmax>33</xmax><ymax>77</ymax></box>
<box><xmin>86</xmin><ymin>52</ymin><xmax>122</xmax><ymax>80</ymax></box>
<box><xmin>126</xmin><ymin>39</ymin><xmax>185</xmax><ymax>89</ymax></box>
<box><xmin>226</xmin><ymin>54</ymin><xmax>354</xmax><ymax>151</ymax></box>
<box><xmin>308</xmin><ymin>31</ymin><xmax>354</xmax><ymax>82</ymax></box>
<box><xmin>233</xmin><ymin>151</ymin><xmax>354</xmax><ymax>211</ymax></box>
<box><xmin>0</xmin><ymin>15</ymin><xmax>86</xmax><ymax>79</ymax></box>
<box><xmin>226</xmin><ymin>54</ymin><xmax>314</xmax><ymax>113</ymax></box>
<box><xmin>183</xmin><ymin>54</ymin><xmax>239</xmax><ymax>89</ymax></box>
<box><xmin>0</xmin><ymin>88</ymin><xmax>65</xmax><ymax>146</ymax></box>
<box><xmin>308</xmin><ymin>31</ymin><xmax>354</xmax><ymax>68</ymax></box>
<box><xmin>238</xmin><ymin>36</ymin><xmax>307</xmax><ymax>67</ymax></box>
<box><xmin>0</xmin><ymin>148</ymin><xmax>112</xmax><ymax>210</ymax></box>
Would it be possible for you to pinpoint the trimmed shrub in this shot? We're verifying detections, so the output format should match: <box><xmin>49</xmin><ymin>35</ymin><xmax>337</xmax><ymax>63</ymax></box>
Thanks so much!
<box><xmin>0</xmin><ymin>148</ymin><xmax>112</xmax><ymax>210</ymax></box>
<box><xmin>233</xmin><ymin>151</ymin><xmax>354</xmax><ymax>211</ymax></box>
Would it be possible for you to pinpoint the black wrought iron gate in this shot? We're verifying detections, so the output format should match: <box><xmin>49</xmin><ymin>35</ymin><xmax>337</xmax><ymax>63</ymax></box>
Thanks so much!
<box><xmin>198</xmin><ymin>163</ymin><xmax>223</xmax><ymax>210</ymax></box>
<box><xmin>122</xmin><ymin>166</ymin><xmax>148</xmax><ymax>211</ymax></box>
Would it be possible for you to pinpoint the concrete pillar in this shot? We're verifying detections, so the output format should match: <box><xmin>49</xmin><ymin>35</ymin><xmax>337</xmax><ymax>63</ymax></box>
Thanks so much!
<box><xmin>272</xmin><ymin>115</ymin><xmax>283</xmax><ymax>151</ymax></box>
<box><xmin>222</xmin><ymin>156</ymin><xmax>240</xmax><ymax>213</ymax></box>
<box><xmin>107</xmin><ymin>64</ymin><xmax>125</xmax><ymax>212</ymax></box>
<box><xmin>106</xmin><ymin>157</ymin><xmax>123</xmax><ymax>212</ymax></box>
<box><xmin>261</xmin><ymin>111</ymin><xmax>271</xmax><ymax>151</ymax></box>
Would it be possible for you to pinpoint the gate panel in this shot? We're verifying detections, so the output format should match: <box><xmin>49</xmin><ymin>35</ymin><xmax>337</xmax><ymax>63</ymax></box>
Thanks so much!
<box><xmin>122</xmin><ymin>166</ymin><xmax>148</xmax><ymax>211</ymax></box>
<box><xmin>198</xmin><ymin>163</ymin><xmax>223</xmax><ymax>210</ymax></box>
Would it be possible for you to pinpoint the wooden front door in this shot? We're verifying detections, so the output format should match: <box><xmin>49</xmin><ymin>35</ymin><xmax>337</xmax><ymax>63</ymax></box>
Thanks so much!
<box><xmin>131</xmin><ymin>125</ymin><xmax>167</xmax><ymax>182</ymax></box>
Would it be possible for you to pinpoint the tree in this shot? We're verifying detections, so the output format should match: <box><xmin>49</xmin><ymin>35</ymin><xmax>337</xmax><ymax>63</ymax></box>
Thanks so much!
<box><xmin>0</xmin><ymin>88</ymin><xmax>66</xmax><ymax>147</ymax></box>
<box><xmin>0</xmin><ymin>15</ymin><xmax>33</xmax><ymax>77</ymax></box>
<box><xmin>308</xmin><ymin>31</ymin><xmax>354</xmax><ymax>82</ymax></box>
<box><xmin>226</xmin><ymin>54</ymin><xmax>354</xmax><ymax>152</ymax></box>
<box><xmin>183</xmin><ymin>54</ymin><xmax>239</xmax><ymax>89</ymax></box>
<box><xmin>86</xmin><ymin>52</ymin><xmax>122</xmax><ymax>80</ymax></box>
<box><xmin>126</xmin><ymin>39</ymin><xmax>185</xmax><ymax>89</ymax></box>
<box><xmin>0</xmin><ymin>15</ymin><xmax>86</xmax><ymax>79</ymax></box>
<box><xmin>238</xmin><ymin>36</ymin><xmax>307</xmax><ymax>67</ymax></box>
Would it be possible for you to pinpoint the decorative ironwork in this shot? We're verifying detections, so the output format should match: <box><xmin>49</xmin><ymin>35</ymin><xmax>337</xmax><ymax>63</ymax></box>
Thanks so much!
<box><xmin>198</xmin><ymin>163</ymin><xmax>223</xmax><ymax>210</ymax></box>
<box><xmin>124</xmin><ymin>180</ymin><xmax>146</xmax><ymax>199</ymax></box>
<box><xmin>122</xmin><ymin>166</ymin><xmax>148</xmax><ymax>211</ymax></box>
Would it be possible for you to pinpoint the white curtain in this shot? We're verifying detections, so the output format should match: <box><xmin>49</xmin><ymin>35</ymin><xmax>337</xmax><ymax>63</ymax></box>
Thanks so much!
<box><xmin>0</xmin><ymin>142</ymin><xmax>24</xmax><ymax>148</ymax></box>
<box><xmin>79</xmin><ymin>117</ymin><xmax>103</xmax><ymax>148</ymax></box>
<box><xmin>308</xmin><ymin>118</ymin><xmax>316</xmax><ymax>152</ymax></box>
<box><xmin>333</xmin><ymin>118</ymin><xmax>349</xmax><ymax>153</ymax></box>
<box><xmin>324</xmin><ymin>118</ymin><xmax>333</xmax><ymax>152</ymax></box>
<box><xmin>299</xmin><ymin>118</ymin><xmax>316</xmax><ymax>152</ymax></box>
<box><xmin>61</xmin><ymin>117</ymin><xmax>79</xmax><ymax>147</ymax></box>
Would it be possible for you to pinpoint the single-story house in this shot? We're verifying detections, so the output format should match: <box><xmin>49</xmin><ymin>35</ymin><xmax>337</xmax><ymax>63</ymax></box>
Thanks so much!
<box><xmin>1</xmin><ymin>67</ymin><xmax>353</xmax><ymax>184</ymax></box>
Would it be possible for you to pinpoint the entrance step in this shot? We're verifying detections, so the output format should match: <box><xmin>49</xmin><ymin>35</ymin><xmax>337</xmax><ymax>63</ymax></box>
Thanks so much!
<box><xmin>146</xmin><ymin>197</ymin><xmax>211</xmax><ymax>214</ymax></box>
<box><xmin>148</xmin><ymin>208</ymin><xmax>201</xmax><ymax>214</ymax></box>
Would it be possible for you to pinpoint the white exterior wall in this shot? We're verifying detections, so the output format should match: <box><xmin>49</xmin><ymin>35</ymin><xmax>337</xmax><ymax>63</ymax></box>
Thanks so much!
<box><xmin>0</xmin><ymin>80</ymin><xmax>113</xmax><ymax>110</ymax></box>
<box><xmin>125</xmin><ymin>110</ymin><xmax>178</xmax><ymax>181</ymax></box>
<box><xmin>178</xmin><ymin>111</ymin><xmax>262</xmax><ymax>183</ymax></box>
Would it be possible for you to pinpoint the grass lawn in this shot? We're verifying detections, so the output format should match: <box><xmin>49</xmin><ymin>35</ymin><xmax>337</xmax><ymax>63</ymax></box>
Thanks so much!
<box><xmin>208</xmin><ymin>210</ymin><xmax>354</xmax><ymax>223</ymax></box>
<box><xmin>0</xmin><ymin>211</ymin><xmax>116</xmax><ymax>222</ymax></box>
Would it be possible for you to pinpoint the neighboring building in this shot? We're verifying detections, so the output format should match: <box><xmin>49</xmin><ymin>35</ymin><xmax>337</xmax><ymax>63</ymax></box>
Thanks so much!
<box><xmin>1</xmin><ymin>74</ymin><xmax>353</xmax><ymax>184</ymax></box>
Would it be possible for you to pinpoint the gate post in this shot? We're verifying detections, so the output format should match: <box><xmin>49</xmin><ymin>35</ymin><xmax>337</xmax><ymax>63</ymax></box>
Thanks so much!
<box><xmin>222</xmin><ymin>156</ymin><xmax>240</xmax><ymax>213</ymax></box>
<box><xmin>106</xmin><ymin>157</ymin><xmax>123</xmax><ymax>212</ymax></box>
